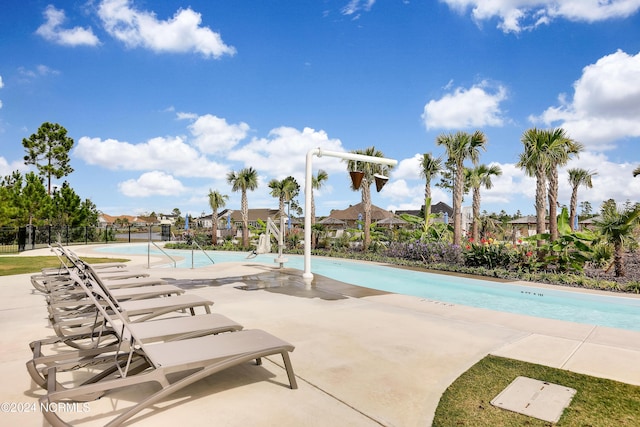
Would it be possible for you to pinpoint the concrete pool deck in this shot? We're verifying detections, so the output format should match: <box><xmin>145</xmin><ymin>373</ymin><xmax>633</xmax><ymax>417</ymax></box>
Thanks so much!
<box><xmin>2</xmin><ymin>245</ymin><xmax>640</xmax><ymax>426</ymax></box>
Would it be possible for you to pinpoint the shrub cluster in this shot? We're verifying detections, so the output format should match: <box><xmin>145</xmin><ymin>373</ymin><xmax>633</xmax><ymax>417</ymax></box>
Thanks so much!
<box><xmin>385</xmin><ymin>241</ymin><xmax>464</xmax><ymax>265</ymax></box>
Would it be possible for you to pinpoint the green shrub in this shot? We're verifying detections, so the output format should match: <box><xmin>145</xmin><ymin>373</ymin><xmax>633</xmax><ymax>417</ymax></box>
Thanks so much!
<box><xmin>624</xmin><ymin>281</ymin><xmax>640</xmax><ymax>294</ymax></box>
<box><xmin>590</xmin><ymin>243</ymin><xmax>613</xmax><ymax>269</ymax></box>
<box><xmin>463</xmin><ymin>241</ymin><xmax>517</xmax><ymax>269</ymax></box>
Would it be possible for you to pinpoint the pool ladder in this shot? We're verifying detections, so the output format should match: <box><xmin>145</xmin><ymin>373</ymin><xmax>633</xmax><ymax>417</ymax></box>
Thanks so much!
<box><xmin>190</xmin><ymin>240</ymin><xmax>215</xmax><ymax>268</ymax></box>
<box><xmin>147</xmin><ymin>241</ymin><xmax>215</xmax><ymax>269</ymax></box>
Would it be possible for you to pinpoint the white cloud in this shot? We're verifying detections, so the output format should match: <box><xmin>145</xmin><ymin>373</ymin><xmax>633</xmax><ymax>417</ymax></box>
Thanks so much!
<box><xmin>477</xmin><ymin>162</ymin><xmax>529</xmax><ymax>205</ymax></box>
<box><xmin>422</xmin><ymin>81</ymin><xmax>508</xmax><ymax>130</ymax></box>
<box><xmin>391</xmin><ymin>159</ymin><xmax>532</xmax><ymax>212</ymax></box>
<box><xmin>384</xmin><ymin>153</ymin><xmax>446</xmax><ymax>209</ymax></box>
<box><xmin>386</xmin><ymin>154</ymin><xmax>521</xmax><ymax>211</ymax></box>
<box><xmin>36</xmin><ymin>65</ymin><xmax>59</xmax><ymax>76</ymax></box>
<box><xmin>382</xmin><ymin>179</ymin><xmax>416</xmax><ymax>201</ymax></box>
<box><xmin>36</xmin><ymin>5</ymin><xmax>100</xmax><ymax>46</ymax></box>
<box><xmin>0</xmin><ymin>157</ymin><xmax>29</xmax><ymax>176</ymax></box>
<box><xmin>531</xmin><ymin>50</ymin><xmax>640</xmax><ymax>149</ymax></box>
<box><xmin>342</xmin><ymin>0</ymin><xmax>376</xmax><ymax>17</ymax></box>
<box><xmin>176</xmin><ymin>111</ymin><xmax>197</xmax><ymax>120</ymax></box>
<box><xmin>187</xmin><ymin>114</ymin><xmax>250</xmax><ymax>154</ymax></box>
<box><xmin>118</xmin><ymin>171</ymin><xmax>186</xmax><ymax>197</ymax></box>
<box><xmin>74</xmin><ymin>135</ymin><xmax>228</xmax><ymax>178</ymax></box>
<box><xmin>451</xmin><ymin>154</ymin><xmax>640</xmax><ymax>214</ymax></box>
<box><xmin>392</xmin><ymin>154</ymin><xmax>424</xmax><ymax>181</ymax></box>
<box><xmin>442</xmin><ymin>0</ymin><xmax>640</xmax><ymax>33</ymax></box>
<box><xmin>559</xmin><ymin>152</ymin><xmax>640</xmax><ymax>208</ymax></box>
<box><xmin>17</xmin><ymin>65</ymin><xmax>60</xmax><ymax>84</ymax></box>
<box><xmin>385</xmin><ymin>178</ymin><xmax>452</xmax><ymax>211</ymax></box>
<box><xmin>227</xmin><ymin>126</ymin><xmax>347</xmax><ymax>184</ymax></box>
<box><xmin>97</xmin><ymin>0</ymin><xmax>236</xmax><ymax>58</ymax></box>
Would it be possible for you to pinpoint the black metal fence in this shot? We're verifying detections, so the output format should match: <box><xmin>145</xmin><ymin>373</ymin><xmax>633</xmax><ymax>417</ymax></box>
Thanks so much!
<box><xmin>0</xmin><ymin>224</ymin><xmax>178</xmax><ymax>254</ymax></box>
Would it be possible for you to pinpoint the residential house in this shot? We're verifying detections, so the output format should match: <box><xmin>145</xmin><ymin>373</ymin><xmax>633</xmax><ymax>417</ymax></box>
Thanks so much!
<box><xmin>508</xmin><ymin>216</ymin><xmax>548</xmax><ymax>238</ymax></box>
<box><xmin>395</xmin><ymin>201</ymin><xmax>454</xmax><ymax>225</ymax></box>
<box><xmin>98</xmin><ymin>214</ymin><xmax>151</xmax><ymax>228</ymax></box>
<box><xmin>324</xmin><ymin>202</ymin><xmax>395</xmax><ymax>228</ymax></box>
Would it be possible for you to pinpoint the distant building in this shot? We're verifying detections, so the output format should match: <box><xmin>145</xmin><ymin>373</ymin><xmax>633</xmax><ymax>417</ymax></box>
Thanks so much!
<box><xmin>395</xmin><ymin>201</ymin><xmax>454</xmax><ymax>224</ymax></box>
<box><xmin>325</xmin><ymin>202</ymin><xmax>395</xmax><ymax>228</ymax></box>
<box><xmin>98</xmin><ymin>214</ymin><xmax>152</xmax><ymax>227</ymax></box>
<box><xmin>157</xmin><ymin>213</ymin><xmax>179</xmax><ymax>225</ymax></box>
<box><xmin>508</xmin><ymin>216</ymin><xmax>548</xmax><ymax>238</ymax></box>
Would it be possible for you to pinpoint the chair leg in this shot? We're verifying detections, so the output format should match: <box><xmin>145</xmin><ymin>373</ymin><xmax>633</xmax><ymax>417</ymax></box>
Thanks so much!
<box><xmin>281</xmin><ymin>352</ymin><xmax>298</xmax><ymax>389</ymax></box>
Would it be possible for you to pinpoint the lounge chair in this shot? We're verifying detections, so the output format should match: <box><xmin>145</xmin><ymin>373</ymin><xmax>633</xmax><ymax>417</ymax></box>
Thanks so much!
<box><xmin>31</xmin><ymin>265</ymin><xmax>152</xmax><ymax>293</ymax></box>
<box><xmin>43</xmin><ymin>250</ymin><xmax>214</xmax><ymax>343</ymax></box>
<box><xmin>30</xmin><ymin>245</ymin><xmax>150</xmax><ymax>292</ymax></box>
<box><xmin>36</xmin><ymin>270</ymin><xmax>297</xmax><ymax>426</ymax></box>
<box><xmin>29</xmin><ymin>263</ymin><xmax>244</xmax><ymax>388</ymax></box>
<box><xmin>27</xmin><ymin>312</ymin><xmax>244</xmax><ymax>389</ymax></box>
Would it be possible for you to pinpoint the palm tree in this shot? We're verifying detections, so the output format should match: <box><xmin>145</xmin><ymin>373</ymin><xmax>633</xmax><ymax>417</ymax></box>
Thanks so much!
<box><xmin>311</xmin><ymin>169</ymin><xmax>328</xmax><ymax>226</ymax></box>
<box><xmin>268</xmin><ymin>176</ymin><xmax>299</xmax><ymax>232</ymax></box>
<box><xmin>268</xmin><ymin>177</ymin><xmax>298</xmax><ymax>218</ymax></box>
<box><xmin>345</xmin><ymin>146</ymin><xmax>392</xmax><ymax>251</ymax></box>
<box><xmin>567</xmin><ymin>168</ymin><xmax>596</xmax><ymax>231</ymax></box>
<box><xmin>207</xmin><ymin>189</ymin><xmax>228</xmax><ymax>245</ymax></box>
<box><xmin>419</xmin><ymin>153</ymin><xmax>442</xmax><ymax>231</ymax></box>
<box><xmin>465</xmin><ymin>164</ymin><xmax>502</xmax><ymax>242</ymax></box>
<box><xmin>435</xmin><ymin>131</ymin><xmax>487</xmax><ymax>246</ymax></box>
<box><xmin>544</xmin><ymin>129</ymin><xmax>583</xmax><ymax>241</ymax></box>
<box><xmin>594</xmin><ymin>203</ymin><xmax>640</xmax><ymax>277</ymax></box>
<box><xmin>517</xmin><ymin>128</ymin><xmax>581</xmax><ymax>243</ymax></box>
<box><xmin>226</xmin><ymin>167</ymin><xmax>259</xmax><ymax>248</ymax></box>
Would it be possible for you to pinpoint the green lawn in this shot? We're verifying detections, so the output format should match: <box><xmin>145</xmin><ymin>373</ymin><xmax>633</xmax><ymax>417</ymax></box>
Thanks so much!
<box><xmin>0</xmin><ymin>256</ymin><xmax>130</xmax><ymax>276</ymax></box>
<box><xmin>433</xmin><ymin>355</ymin><xmax>640</xmax><ymax>426</ymax></box>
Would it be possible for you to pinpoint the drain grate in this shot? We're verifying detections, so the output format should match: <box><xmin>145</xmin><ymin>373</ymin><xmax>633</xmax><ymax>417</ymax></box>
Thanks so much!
<box><xmin>491</xmin><ymin>376</ymin><xmax>576</xmax><ymax>423</ymax></box>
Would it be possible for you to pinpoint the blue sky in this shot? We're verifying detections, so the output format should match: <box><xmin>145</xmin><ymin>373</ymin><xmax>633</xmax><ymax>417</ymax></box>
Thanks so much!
<box><xmin>1</xmin><ymin>0</ymin><xmax>640</xmax><ymax>219</ymax></box>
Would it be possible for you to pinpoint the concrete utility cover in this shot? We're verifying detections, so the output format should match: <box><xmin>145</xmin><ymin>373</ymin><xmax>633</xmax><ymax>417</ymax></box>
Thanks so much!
<box><xmin>491</xmin><ymin>376</ymin><xmax>576</xmax><ymax>423</ymax></box>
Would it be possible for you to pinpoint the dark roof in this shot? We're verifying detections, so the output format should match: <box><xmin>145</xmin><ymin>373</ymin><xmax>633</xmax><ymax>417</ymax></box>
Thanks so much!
<box><xmin>431</xmin><ymin>202</ymin><xmax>453</xmax><ymax>216</ymax></box>
<box><xmin>395</xmin><ymin>202</ymin><xmax>453</xmax><ymax>217</ymax></box>
<box><xmin>218</xmin><ymin>208</ymin><xmax>281</xmax><ymax>222</ymax></box>
<box><xmin>376</xmin><ymin>216</ymin><xmax>408</xmax><ymax>225</ymax></box>
<box><xmin>394</xmin><ymin>209</ymin><xmax>421</xmax><ymax>217</ymax></box>
<box><xmin>508</xmin><ymin>216</ymin><xmax>538</xmax><ymax>224</ymax></box>
<box><xmin>319</xmin><ymin>217</ymin><xmax>347</xmax><ymax>225</ymax></box>
<box><xmin>328</xmin><ymin>202</ymin><xmax>394</xmax><ymax>221</ymax></box>
<box><xmin>580</xmin><ymin>215</ymin><xmax>602</xmax><ymax>224</ymax></box>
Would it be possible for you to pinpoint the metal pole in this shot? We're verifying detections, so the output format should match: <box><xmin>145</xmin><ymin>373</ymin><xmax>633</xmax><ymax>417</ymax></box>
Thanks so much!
<box><xmin>303</xmin><ymin>148</ymin><xmax>397</xmax><ymax>281</ymax></box>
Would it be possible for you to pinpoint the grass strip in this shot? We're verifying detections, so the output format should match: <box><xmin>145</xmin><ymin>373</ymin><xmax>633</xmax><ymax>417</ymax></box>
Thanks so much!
<box><xmin>0</xmin><ymin>256</ymin><xmax>130</xmax><ymax>276</ymax></box>
<box><xmin>433</xmin><ymin>355</ymin><xmax>640</xmax><ymax>426</ymax></box>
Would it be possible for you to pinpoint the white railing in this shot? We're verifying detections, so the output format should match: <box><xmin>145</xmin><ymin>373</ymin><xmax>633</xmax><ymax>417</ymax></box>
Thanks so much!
<box><xmin>148</xmin><ymin>241</ymin><xmax>177</xmax><ymax>268</ymax></box>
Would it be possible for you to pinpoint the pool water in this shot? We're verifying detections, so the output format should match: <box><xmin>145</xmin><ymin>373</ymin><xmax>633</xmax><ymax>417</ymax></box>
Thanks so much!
<box><xmin>96</xmin><ymin>244</ymin><xmax>640</xmax><ymax>332</ymax></box>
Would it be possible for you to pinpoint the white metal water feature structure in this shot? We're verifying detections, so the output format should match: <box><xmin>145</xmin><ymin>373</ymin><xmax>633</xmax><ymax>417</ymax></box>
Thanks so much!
<box><xmin>303</xmin><ymin>148</ymin><xmax>398</xmax><ymax>282</ymax></box>
<box><xmin>247</xmin><ymin>216</ymin><xmax>288</xmax><ymax>268</ymax></box>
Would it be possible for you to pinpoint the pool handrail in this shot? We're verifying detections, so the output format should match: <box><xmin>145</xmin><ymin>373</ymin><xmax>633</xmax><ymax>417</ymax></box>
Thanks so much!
<box><xmin>148</xmin><ymin>241</ymin><xmax>177</xmax><ymax>268</ymax></box>
<box><xmin>191</xmin><ymin>240</ymin><xmax>215</xmax><ymax>268</ymax></box>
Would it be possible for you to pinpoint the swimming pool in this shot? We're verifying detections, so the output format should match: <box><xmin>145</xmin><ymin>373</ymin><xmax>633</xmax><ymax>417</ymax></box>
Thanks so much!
<box><xmin>95</xmin><ymin>244</ymin><xmax>640</xmax><ymax>332</ymax></box>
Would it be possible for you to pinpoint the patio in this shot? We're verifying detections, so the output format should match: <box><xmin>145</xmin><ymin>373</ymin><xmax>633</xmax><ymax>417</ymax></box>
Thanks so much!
<box><xmin>2</xmin><ymin>245</ymin><xmax>640</xmax><ymax>426</ymax></box>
